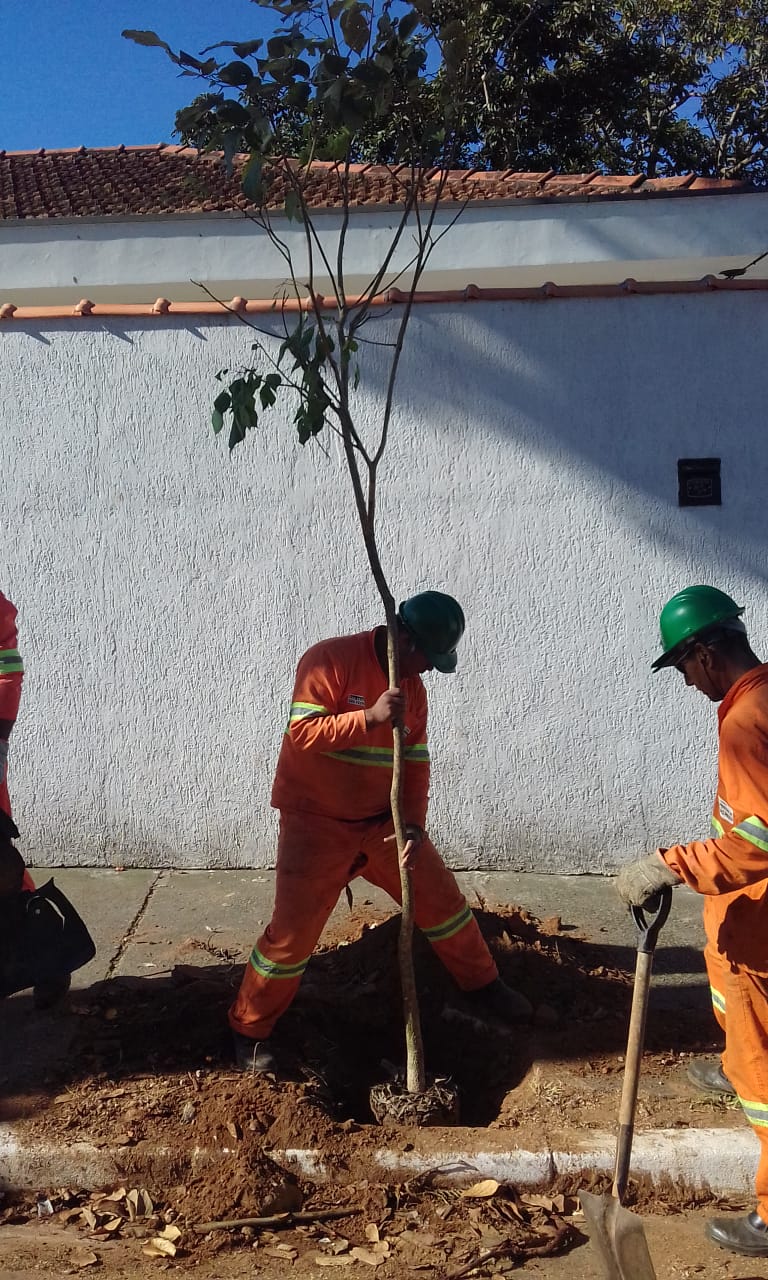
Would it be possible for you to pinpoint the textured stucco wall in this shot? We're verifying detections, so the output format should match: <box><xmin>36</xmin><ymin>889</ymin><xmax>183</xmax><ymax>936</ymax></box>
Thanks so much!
<box><xmin>2</xmin><ymin>291</ymin><xmax>767</xmax><ymax>870</ymax></box>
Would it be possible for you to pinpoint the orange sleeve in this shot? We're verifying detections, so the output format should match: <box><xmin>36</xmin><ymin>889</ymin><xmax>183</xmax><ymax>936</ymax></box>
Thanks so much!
<box><xmin>661</xmin><ymin>709</ymin><xmax>768</xmax><ymax>895</ymax></box>
<box><xmin>402</xmin><ymin>679</ymin><xmax>429</xmax><ymax>829</ymax></box>
<box><xmin>286</xmin><ymin>645</ymin><xmax>368</xmax><ymax>753</ymax></box>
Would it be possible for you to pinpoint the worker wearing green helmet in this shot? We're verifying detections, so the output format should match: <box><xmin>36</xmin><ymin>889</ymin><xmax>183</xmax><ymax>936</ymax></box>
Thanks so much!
<box><xmin>229</xmin><ymin>589</ymin><xmax>532</xmax><ymax>1075</ymax></box>
<box><xmin>618</xmin><ymin>585</ymin><xmax>768</xmax><ymax>1257</ymax></box>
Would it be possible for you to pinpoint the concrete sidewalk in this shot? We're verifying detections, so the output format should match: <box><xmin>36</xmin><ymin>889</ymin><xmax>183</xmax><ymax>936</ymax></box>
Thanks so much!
<box><xmin>0</xmin><ymin>869</ymin><xmax>756</xmax><ymax>1197</ymax></box>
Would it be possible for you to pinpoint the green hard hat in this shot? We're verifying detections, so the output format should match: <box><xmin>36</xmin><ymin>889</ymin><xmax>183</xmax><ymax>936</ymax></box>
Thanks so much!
<box><xmin>652</xmin><ymin>585</ymin><xmax>745</xmax><ymax>671</ymax></box>
<box><xmin>398</xmin><ymin>591</ymin><xmax>465</xmax><ymax>674</ymax></box>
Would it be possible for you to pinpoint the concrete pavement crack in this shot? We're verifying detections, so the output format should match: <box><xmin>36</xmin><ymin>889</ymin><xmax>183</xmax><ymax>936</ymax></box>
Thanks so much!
<box><xmin>105</xmin><ymin>870</ymin><xmax>165</xmax><ymax>978</ymax></box>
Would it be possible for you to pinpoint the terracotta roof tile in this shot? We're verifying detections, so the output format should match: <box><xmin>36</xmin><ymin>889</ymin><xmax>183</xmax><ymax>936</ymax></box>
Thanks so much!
<box><xmin>0</xmin><ymin>146</ymin><xmax>752</xmax><ymax>221</ymax></box>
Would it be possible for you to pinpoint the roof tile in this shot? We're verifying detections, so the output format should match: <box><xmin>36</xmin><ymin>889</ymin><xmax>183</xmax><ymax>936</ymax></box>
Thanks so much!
<box><xmin>0</xmin><ymin>146</ymin><xmax>752</xmax><ymax>222</ymax></box>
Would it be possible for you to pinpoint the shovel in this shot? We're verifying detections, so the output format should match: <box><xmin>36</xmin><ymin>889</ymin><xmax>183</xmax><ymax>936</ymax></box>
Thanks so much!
<box><xmin>580</xmin><ymin>885</ymin><xmax>672</xmax><ymax>1280</ymax></box>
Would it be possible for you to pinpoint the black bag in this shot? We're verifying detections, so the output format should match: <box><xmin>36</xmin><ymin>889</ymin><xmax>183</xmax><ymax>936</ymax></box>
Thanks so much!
<box><xmin>0</xmin><ymin>879</ymin><xmax>96</xmax><ymax>999</ymax></box>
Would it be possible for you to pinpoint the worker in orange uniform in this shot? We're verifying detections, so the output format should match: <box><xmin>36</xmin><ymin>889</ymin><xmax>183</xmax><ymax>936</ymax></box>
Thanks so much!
<box><xmin>0</xmin><ymin>588</ymin><xmax>92</xmax><ymax>1006</ymax></box>
<box><xmin>230</xmin><ymin>591</ymin><xmax>532</xmax><ymax>1073</ymax></box>
<box><xmin>0</xmin><ymin>589</ymin><xmax>32</xmax><ymax>891</ymax></box>
<box><xmin>617</xmin><ymin>585</ymin><xmax>768</xmax><ymax>1258</ymax></box>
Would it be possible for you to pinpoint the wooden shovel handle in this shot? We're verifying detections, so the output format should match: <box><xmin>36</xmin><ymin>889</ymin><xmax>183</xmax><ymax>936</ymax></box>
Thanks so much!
<box><xmin>612</xmin><ymin>885</ymin><xmax>672</xmax><ymax>1200</ymax></box>
<box><xmin>612</xmin><ymin>949</ymin><xmax>653</xmax><ymax>1201</ymax></box>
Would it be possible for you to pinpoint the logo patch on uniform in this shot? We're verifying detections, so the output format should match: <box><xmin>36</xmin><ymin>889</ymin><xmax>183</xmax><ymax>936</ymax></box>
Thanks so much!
<box><xmin>718</xmin><ymin>795</ymin><xmax>734</xmax><ymax>825</ymax></box>
<box><xmin>348</xmin><ymin>695</ymin><xmax>365</xmax><ymax>707</ymax></box>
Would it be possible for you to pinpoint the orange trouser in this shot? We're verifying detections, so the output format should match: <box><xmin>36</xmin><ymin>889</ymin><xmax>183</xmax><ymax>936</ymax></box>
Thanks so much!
<box><xmin>229</xmin><ymin>810</ymin><xmax>498</xmax><ymax>1040</ymax></box>
<box><xmin>705</xmin><ymin>937</ymin><xmax>768</xmax><ymax>1224</ymax></box>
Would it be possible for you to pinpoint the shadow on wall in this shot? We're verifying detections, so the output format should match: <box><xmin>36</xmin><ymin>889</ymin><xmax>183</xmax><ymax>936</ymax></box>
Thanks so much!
<box><xmin>393</xmin><ymin>293</ymin><xmax>768</xmax><ymax>590</ymax></box>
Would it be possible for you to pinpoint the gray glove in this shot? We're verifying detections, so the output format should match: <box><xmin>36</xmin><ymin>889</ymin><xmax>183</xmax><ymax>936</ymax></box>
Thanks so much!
<box><xmin>615</xmin><ymin>852</ymin><xmax>680</xmax><ymax>906</ymax></box>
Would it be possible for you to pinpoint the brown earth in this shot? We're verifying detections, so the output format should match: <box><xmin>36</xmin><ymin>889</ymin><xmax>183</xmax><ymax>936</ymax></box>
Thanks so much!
<box><xmin>0</xmin><ymin>901</ymin><xmax>739</xmax><ymax>1276</ymax></box>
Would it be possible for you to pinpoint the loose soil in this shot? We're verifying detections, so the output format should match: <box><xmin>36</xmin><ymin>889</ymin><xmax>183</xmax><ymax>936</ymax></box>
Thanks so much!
<box><xmin>0</xmin><ymin>900</ymin><xmax>742</xmax><ymax>1275</ymax></box>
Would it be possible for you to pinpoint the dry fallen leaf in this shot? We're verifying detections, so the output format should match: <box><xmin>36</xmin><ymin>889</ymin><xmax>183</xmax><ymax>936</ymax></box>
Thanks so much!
<box><xmin>142</xmin><ymin>1238</ymin><xmax>177</xmax><ymax>1258</ymax></box>
<box><xmin>328</xmin><ymin>1238</ymin><xmax>350</xmax><ymax>1255</ymax></box>
<box><xmin>226</xmin><ymin>1120</ymin><xmax>242</xmax><ymax>1141</ymax></box>
<box><xmin>312</xmin><ymin>1254</ymin><xmax>353</xmax><ymax>1268</ymax></box>
<box><xmin>365</xmin><ymin>1223</ymin><xmax>380</xmax><ymax>1243</ymax></box>
<box><xmin>350</xmin><ymin>1246</ymin><xmax>387</xmax><ymax>1267</ymax></box>
<box><xmin>460</xmin><ymin>1180</ymin><xmax>500</xmax><ymax>1199</ymax></box>
<box><xmin>81</xmin><ymin>1209</ymin><xmax>98</xmax><ymax>1230</ymax></box>
<box><xmin>520</xmin><ymin>1193</ymin><xmax>555</xmax><ymax>1211</ymax></box>
<box><xmin>70</xmin><ymin>1247</ymin><xmax>99</xmax><ymax>1269</ymax></box>
<box><xmin>159</xmin><ymin>1224</ymin><xmax>182</xmax><ymax>1242</ymax></box>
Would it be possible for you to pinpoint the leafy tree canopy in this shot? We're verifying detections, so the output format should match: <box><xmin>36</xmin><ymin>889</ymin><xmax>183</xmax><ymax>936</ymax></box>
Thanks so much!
<box><xmin>127</xmin><ymin>0</ymin><xmax>768</xmax><ymax>184</ymax></box>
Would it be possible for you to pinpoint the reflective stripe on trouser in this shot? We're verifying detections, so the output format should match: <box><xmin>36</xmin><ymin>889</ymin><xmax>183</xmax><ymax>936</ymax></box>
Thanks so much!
<box><xmin>704</xmin><ymin>938</ymin><xmax>768</xmax><ymax>1224</ymax></box>
<box><xmin>228</xmin><ymin>810</ymin><xmax>498</xmax><ymax>1040</ymax></box>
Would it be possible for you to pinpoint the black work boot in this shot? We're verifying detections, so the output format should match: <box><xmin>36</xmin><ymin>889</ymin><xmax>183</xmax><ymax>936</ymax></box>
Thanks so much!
<box><xmin>686</xmin><ymin>1058</ymin><xmax>736</xmax><ymax>1096</ymax></box>
<box><xmin>464</xmin><ymin>977</ymin><xmax>532</xmax><ymax>1023</ymax></box>
<box><xmin>33</xmin><ymin>973</ymin><xmax>71</xmax><ymax>1010</ymax></box>
<box><xmin>232</xmin><ymin>1031</ymin><xmax>277</xmax><ymax>1074</ymax></box>
<box><xmin>706</xmin><ymin>1211</ymin><xmax>768</xmax><ymax>1256</ymax></box>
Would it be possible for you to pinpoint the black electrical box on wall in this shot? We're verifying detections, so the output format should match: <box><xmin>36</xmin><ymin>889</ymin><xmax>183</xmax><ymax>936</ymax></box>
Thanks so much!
<box><xmin>678</xmin><ymin>458</ymin><xmax>721</xmax><ymax>506</ymax></box>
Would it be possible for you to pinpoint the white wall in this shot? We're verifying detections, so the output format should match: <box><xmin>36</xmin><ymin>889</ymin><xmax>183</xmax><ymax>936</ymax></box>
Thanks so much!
<box><xmin>1</xmin><ymin>190</ymin><xmax>766</xmax><ymax>305</ymax></box>
<box><xmin>2</xmin><ymin>291</ymin><xmax>767</xmax><ymax>870</ymax></box>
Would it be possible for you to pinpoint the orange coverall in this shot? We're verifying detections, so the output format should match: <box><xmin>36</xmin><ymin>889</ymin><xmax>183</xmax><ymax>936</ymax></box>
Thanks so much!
<box><xmin>229</xmin><ymin>628</ymin><xmax>498</xmax><ymax>1040</ymax></box>
<box><xmin>660</xmin><ymin>664</ymin><xmax>768</xmax><ymax>1223</ymax></box>
<box><xmin>0</xmin><ymin>590</ymin><xmax>33</xmax><ymax>891</ymax></box>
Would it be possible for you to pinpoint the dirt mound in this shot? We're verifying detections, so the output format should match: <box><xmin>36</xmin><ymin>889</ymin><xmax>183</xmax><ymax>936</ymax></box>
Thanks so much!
<box><xmin>3</xmin><ymin>899</ymin><xmax>731</xmax><ymax>1262</ymax></box>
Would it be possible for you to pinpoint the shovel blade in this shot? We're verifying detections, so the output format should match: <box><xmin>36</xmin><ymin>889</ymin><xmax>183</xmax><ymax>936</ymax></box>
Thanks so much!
<box><xmin>580</xmin><ymin>1191</ymin><xmax>657</xmax><ymax>1280</ymax></box>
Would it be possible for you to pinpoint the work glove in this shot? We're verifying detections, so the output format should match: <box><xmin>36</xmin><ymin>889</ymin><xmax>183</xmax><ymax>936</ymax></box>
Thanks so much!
<box><xmin>615</xmin><ymin>852</ymin><xmax>681</xmax><ymax>906</ymax></box>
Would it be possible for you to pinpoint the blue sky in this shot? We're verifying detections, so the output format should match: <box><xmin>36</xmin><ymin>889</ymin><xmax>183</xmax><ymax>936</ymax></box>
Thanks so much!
<box><xmin>1</xmin><ymin>0</ymin><xmax>272</xmax><ymax>151</ymax></box>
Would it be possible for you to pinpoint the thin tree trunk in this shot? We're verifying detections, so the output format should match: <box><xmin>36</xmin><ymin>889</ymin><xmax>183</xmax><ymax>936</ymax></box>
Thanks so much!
<box><xmin>384</xmin><ymin>597</ymin><xmax>426</xmax><ymax>1095</ymax></box>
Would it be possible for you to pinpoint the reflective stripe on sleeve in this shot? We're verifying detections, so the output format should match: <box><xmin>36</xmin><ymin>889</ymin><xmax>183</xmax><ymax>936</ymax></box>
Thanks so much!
<box><xmin>710</xmin><ymin>984</ymin><xmax>726</xmax><ymax>1015</ymax></box>
<box><xmin>404</xmin><ymin>743</ymin><xmax>430</xmax><ymax>762</ymax></box>
<box><xmin>710</xmin><ymin>816</ymin><xmax>725</xmax><ymax>838</ymax></box>
<box><xmin>248</xmin><ymin>946</ymin><xmax>310</xmax><ymax>980</ymax></box>
<box><xmin>733</xmin><ymin>815</ymin><xmax>768</xmax><ymax>854</ymax></box>
<box><xmin>0</xmin><ymin>648</ymin><xmax>23</xmax><ymax>675</ymax></box>
<box><xmin>421</xmin><ymin>902</ymin><xmax>473</xmax><ymax>942</ymax></box>
<box><xmin>288</xmin><ymin>701</ymin><xmax>330</xmax><ymax>725</ymax></box>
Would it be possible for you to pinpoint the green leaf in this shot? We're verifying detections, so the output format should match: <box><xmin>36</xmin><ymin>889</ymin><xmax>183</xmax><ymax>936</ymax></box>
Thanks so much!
<box><xmin>320</xmin><ymin>52</ymin><xmax>349</xmax><ymax>76</ymax></box>
<box><xmin>242</xmin><ymin>154</ymin><xmax>265</xmax><ymax>202</ymax></box>
<box><xmin>285</xmin><ymin>80</ymin><xmax>311</xmax><ymax>109</ymax></box>
<box><xmin>213</xmin><ymin>390</ymin><xmax>232</xmax><ymax>414</ymax></box>
<box><xmin>284</xmin><ymin>188</ymin><xmax>302</xmax><ymax>221</ymax></box>
<box><xmin>399</xmin><ymin>12</ymin><xmax>421</xmax><ymax>41</ymax></box>
<box><xmin>340</xmin><ymin>4</ymin><xmax>371</xmax><ymax>55</ymax></box>
<box><xmin>121</xmin><ymin>29</ymin><xmax>172</xmax><ymax>52</ymax></box>
<box><xmin>212</xmin><ymin>408</ymin><xmax>225</xmax><ymax>434</ymax></box>
<box><xmin>323</xmin><ymin>128</ymin><xmax>353</xmax><ymax>161</ymax></box>
<box><xmin>218</xmin><ymin>60</ymin><xmax>255</xmax><ymax>86</ymax></box>
<box><xmin>232</xmin><ymin>40</ymin><xmax>264</xmax><ymax>58</ymax></box>
<box><xmin>228</xmin><ymin>419</ymin><xmax>247</xmax><ymax>450</ymax></box>
<box><xmin>215</xmin><ymin>99</ymin><xmax>252</xmax><ymax>126</ymax></box>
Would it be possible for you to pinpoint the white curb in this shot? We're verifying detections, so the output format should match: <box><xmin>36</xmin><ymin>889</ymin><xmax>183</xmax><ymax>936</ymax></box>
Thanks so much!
<box><xmin>0</xmin><ymin>1125</ymin><xmax>758</xmax><ymax>1197</ymax></box>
